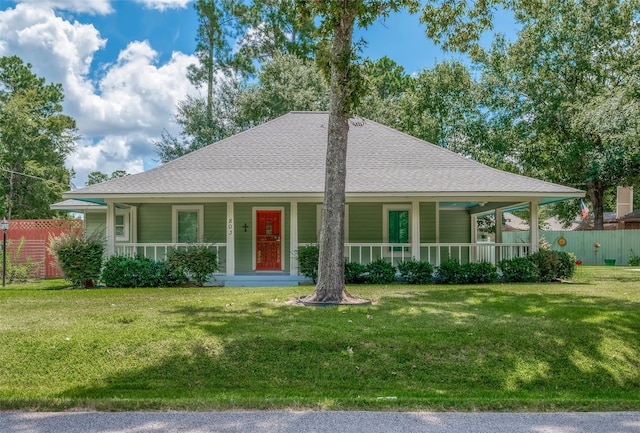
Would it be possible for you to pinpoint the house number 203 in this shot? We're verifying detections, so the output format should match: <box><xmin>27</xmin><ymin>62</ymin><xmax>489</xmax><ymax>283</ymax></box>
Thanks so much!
<box><xmin>227</xmin><ymin>218</ymin><xmax>233</xmax><ymax>236</ymax></box>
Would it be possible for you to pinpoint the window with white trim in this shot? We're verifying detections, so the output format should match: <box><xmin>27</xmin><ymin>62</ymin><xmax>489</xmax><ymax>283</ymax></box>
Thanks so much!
<box><xmin>115</xmin><ymin>209</ymin><xmax>130</xmax><ymax>241</ymax></box>
<box><xmin>173</xmin><ymin>205</ymin><xmax>204</xmax><ymax>243</ymax></box>
<box><xmin>383</xmin><ymin>205</ymin><xmax>411</xmax><ymax>251</ymax></box>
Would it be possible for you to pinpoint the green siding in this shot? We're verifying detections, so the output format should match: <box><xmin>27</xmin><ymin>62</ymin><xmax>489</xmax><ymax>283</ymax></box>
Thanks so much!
<box><xmin>298</xmin><ymin>202</ymin><xmax>320</xmax><ymax>243</ymax></box>
<box><xmin>439</xmin><ymin>209</ymin><xmax>471</xmax><ymax>263</ymax></box>
<box><xmin>439</xmin><ymin>210</ymin><xmax>471</xmax><ymax>242</ymax></box>
<box><xmin>85</xmin><ymin>211</ymin><xmax>105</xmax><ymax>237</ymax></box>
<box><xmin>348</xmin><ymin>203</ymin><xmax>384</xmax><ymax>243</ymax></box>
<box><xmin>136</xmin><ymin>203</ymin><xmax>226</xmax><ymax>244</ymax></box>
<box><xmin>420</xmin><ymin>202</ymin><xmax>437</xmax><ymax>242</ymax></box>
<box><xmin>203</xmin><ymin>203</ymin><xmax>227</xmax><ymax>243</ymax></box>
<box><xmin>137</xmin><ymin>203</ymin><xmax>172</xmax><ymax>243</ymax></box>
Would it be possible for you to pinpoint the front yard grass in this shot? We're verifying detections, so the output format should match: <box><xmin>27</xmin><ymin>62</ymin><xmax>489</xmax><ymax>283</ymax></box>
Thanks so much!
<box><xmin>1</xmin><ymin>266</ymin><xmax>639</xmax><ymax>411</ymax></box>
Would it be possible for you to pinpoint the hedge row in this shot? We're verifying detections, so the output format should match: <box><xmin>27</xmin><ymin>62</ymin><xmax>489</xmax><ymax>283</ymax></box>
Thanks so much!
<box><xmin>49</xmin><ymin>231</ymin><xmax>219</xmax><ymax>288</ymax></box>
<box><xmin>297</xmin><ymin>245</ymin><xmax>576</xmax><ymax>285</ymax></box>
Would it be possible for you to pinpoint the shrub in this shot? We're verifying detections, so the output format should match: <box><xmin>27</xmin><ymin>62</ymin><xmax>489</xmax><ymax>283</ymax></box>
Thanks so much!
<box><xmin>165</xmin><ymin>245</ymin><xmax>218</xmax><ymax>286</ymax></box>
<box><xmin>397</xmin><ymin>259</ymin><xmax>434</xmax><ymax>284</ymax></box>
<box><xmin>498</xmin><ymin>257</ymin><xmax>540</xmax><ymax>283</ymax></box>
<box><xmin>48</xmin><ymin>230</ymin><xmax>104</xmax><ymax>288</ymax></box>
<box><xmin>436</xmin><ymin>259</ymin><xmax>462</xmax><ymax>284</ymax></box>
<box><xmin>344</xmin><ymin>261</ymin><xmax>367</xmax><ymax>284</ymax></box>
<box><xmin>528</xmin><ymin>249</ymin><xmax>576</xmax><ymax>282</ymax></box>
<box><xmin>629</xmin><ymin>250</ymin><xmax>640</xmax><ymax>266</ymax></box>
<box><xmin>364</xmin><ymin>258</ymin><xmax>397</xmax><ymax>284</ymax></box>
<box><xmin>101</xmin><ymin>255</ymin><xmax>177</xmax><ymax>288</ymax></box>
<box><xmin>556</xmin><ymin>251</ymin><xmax>576</xmax><ymax>280</ymax></box>
<box><xmin>459</xmin><ymin>261</ymin><xmax>499</xmax><ymax>284</ymax></box>
<box><xmin>297</xmin><ymin>245</ymin><xmax>319</xmax><ymax>283</ymax></box>
<box><xmin>436</xmin><ymin>260</ymin><xmax>498</xmax><ymax>284</ymax></box>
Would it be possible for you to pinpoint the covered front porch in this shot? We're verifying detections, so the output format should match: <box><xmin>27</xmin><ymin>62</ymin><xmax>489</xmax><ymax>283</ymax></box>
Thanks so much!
<box><xmin>103</xmin><ymin>198</ymin><xmax>542</xmax><ymax>286</ymax></box>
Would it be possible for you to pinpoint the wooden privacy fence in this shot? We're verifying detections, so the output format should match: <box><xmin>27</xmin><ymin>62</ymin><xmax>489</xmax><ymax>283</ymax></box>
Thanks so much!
<box><xmin>503</xmin><ymin>229</ymin><xmax>640</xmax><ymax>266</ymax></box>
<box><xmin>4</xmin><ymin>219</ymin><xmax>83</xmax><ymax>278</ymax></box>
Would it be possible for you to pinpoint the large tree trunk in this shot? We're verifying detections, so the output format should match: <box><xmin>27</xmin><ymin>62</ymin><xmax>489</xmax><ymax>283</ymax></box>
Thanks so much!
<box><xmin>588</xmin><ymin>179</ymin><xmax>605</xmax><ymax>230</ymax></box>
<box><xmin>302</xmin><ymin>4</ymin><xmax>367</xmax><ymax>305</ymax></box>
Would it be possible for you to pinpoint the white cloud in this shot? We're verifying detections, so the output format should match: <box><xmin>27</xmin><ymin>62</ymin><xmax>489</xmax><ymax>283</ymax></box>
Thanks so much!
<box><xmin>133</xmin><ymin>0</ymin><xmax>192</xmax><ymax>11</ymax></box>
<box><xmin>15</xmin><ymin>0</ymin><xmax>114</xmax><ymax>15</ymax></box>
<box><xmin>76</xmin><ymin>40</ymin><xmax>198</xmax><ymax>136</ymax></box>
<box><xmin>0</xmin><ymin>4</ymin><xmax>106</xmax><ymax>82</ymax></box>
<box><xmin>0</xmin><ymin>2</ymin><xmax>199</xmax><ymax>187</ymax></box>
<box><xmin>67</xmin><ymin>136</ymin><xmax>146</xmax><ymax>187</ymax></box>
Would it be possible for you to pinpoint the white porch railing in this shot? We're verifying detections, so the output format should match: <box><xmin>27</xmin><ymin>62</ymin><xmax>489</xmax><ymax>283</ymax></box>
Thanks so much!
<box><xmin>317</xmin><ymin>242</ymin><xmax>531</xmax><ymax>266</ymax></box>
<box><xmin>420</xmin><ymin>243</ymin><xmax>530</xmax><ymax>266</ymax></box>
<box><xmin>344</xmin><ymin>243</ymin><xmax>413</xmax><ymax>265</ymax></box>
<box><xmin>114</xmin><ymin>243</ymin><xmax>227</xmax><ymax>273</ymax></box>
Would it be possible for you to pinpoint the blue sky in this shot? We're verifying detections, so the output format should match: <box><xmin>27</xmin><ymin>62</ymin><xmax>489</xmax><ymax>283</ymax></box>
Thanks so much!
<box><xmin>0</xmin><ymin>0</ymin><xmax>516</xmax><ymax>187</ymax></box>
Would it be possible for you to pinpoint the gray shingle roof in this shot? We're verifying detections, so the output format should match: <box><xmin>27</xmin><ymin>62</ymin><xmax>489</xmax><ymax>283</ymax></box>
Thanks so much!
<box><xmin>65</xmin><ymin>112</ymin><xmax>583</xmax><ymax>200</ymax></box>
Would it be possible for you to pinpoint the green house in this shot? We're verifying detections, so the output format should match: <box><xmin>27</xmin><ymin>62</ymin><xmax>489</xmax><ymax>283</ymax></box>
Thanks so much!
<box><xmin>55</xmin><ymin>112</ymin><xmax>584</xmax><ymax>286</ymax></box>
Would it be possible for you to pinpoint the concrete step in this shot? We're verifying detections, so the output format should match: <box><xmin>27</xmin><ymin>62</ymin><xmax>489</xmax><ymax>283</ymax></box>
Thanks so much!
<box><xmin>218</xmin><ymin>274</ymin><xmax>308</xmax><ymax>287</ymax></box>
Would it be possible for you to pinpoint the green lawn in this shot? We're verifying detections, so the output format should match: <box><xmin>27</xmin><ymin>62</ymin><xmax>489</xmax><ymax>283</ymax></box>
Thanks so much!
<box><xmin>1</xmin><ymin>266</ymin><xmax>639</xmax><ymax>411</ymax></box>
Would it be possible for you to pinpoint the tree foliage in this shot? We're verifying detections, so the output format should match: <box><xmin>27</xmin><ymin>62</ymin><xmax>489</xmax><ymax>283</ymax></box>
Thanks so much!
<box><xmin>86</xmin><ymin>170</ymin><xmax>129</xmax><ymax>186</ymax></box>
<box><xmin>156</xmin><ymin>0</ymin><xmax>320</xmax><ymax>163</ymax></box>
<box><xmin>154</xmin><ymin>84</ymin><xmax>239</xmax><ymax>164</ymax></box>
<box><xmin>478</xmin><ymin>0</ymin><xmax>640</xmax><ymax>229</ymax></box>
<box><xmin>234</xmin><ymin>53</ymin><xmax>330</xmax><ymax>129</ymax></box>
<box><xmin>0</xmin><ymin>56</ymin><xmax>77</xmax><ymax>219</ymax></box>
<box><xmin>234</xmin><ymin>0</ymin><xmax>318</xmax><ymax>62</ymax></box>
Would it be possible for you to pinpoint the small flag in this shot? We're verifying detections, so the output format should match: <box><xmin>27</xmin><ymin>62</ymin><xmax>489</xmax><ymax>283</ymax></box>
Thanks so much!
<box><xmin>580</xmin><ymin>199</ymin><xmax>589</xmax><ymax>219</ymax></box>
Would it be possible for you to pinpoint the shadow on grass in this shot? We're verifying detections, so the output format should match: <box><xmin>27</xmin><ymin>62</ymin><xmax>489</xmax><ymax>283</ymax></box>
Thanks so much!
<box><xmin>57</xmin><ymin>287</ymin><xmax>640</xmax><ymax>409</ymax></box>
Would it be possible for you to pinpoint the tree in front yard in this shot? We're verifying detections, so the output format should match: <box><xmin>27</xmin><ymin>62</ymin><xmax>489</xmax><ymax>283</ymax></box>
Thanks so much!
<box><xmin>297</xmin><ymin>0</ymin><xmax>498</xmax><ymax>304</ymax></box>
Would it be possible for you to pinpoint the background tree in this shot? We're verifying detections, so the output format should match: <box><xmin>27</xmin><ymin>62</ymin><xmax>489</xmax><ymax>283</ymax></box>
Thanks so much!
<box><xmin>0</xmin><ymin>56</ymin><xmax>77</xmax><ymax>219</ymax></box>
<box><xmin>391</xmin><ymin>61</ymin><xmax>511</xmax><ymax>168</ymax></box>
<box><xmin>86</xmin><ymin>170</ymin><xmax>130</xmax><ymax>186</ymax></box>
<box><xmin>188</xmin><ymin>0</ymin><xmax>248</xmax><ymax>118</ymax></box>
<box><xmin>356</xmin><ymin>56</ymin><xmax>411</xmax><ymax>125</ymax></box>
<box><xmin>155</xmin><ymin>0</ymin><xmax>245</xmax><ymax>163</ymax></box>
<box><xmin>156</xmin><ymin>0</ymin><xmax>320</xmax><ymax>163</ymax></box>
<box><xmin>235</xmin><ymin>0</ymin><xmax>317</xmax><ymax>61</ymax></box>
<box><xmin>155</xmin><ymin>81</ymin><xmax>238</xmax><ymax>163</ymax></box>
<box><xmin>234</xmin><ymin>53</ymin><xmax>330</xmax><ymax>129</ymax></box>
<box><xmin>477</xmin><ymin>0</ymin><xmax>640</xmax><ymax>229</ymax></box>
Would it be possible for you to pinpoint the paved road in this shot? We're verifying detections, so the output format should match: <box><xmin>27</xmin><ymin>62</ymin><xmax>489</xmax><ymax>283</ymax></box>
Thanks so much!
<box><xmin>1</xmin><ymin>411</ymin><xmax>639</xmax><ymax>433</ymax></box>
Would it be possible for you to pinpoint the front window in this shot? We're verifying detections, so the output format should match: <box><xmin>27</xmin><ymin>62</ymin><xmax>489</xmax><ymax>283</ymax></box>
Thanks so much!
<box><xmin>388</xmin><ymin>210</ymin><xmax>409</xmax><ymax>244</ymax></box>
<box><xmin>115</xmin><ymin>210</ymin><xmax>129</xmax><ymax>241</ymax></box>
<box><xmin>115</xmin><ymin>215</ymin><xmax>125</xmax><ymax>237</ymax></box>
<box><xmin>173</xmin><ymin>205</ymin><xmax>204</xmax><ymax>243</ymax></box>
<box><xmin>383</xmin><ymin>205</ymin><xmax>411</xmax><ymax>251</ymax></box>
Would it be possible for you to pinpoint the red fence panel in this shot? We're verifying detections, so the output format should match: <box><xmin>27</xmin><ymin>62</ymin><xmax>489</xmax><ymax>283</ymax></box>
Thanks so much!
<box><xmin>4</xmin><ymin>219</ymin><xmax>83</xmax><ymax>278</ymax></box>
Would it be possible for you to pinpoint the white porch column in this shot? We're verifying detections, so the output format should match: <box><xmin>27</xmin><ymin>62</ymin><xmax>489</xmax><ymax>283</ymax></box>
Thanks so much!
<box><xmin>106</xmin><ymin>201</ymin><xmax>115</xmax><ymax>256</ymax></box>
<box><xmin>411</xmin><ymin>200</ymin><xmax>420</xmax><ymax>261</ymax></box>
<box><xmin>226</xmin><ymin>201</ymin><xmax>235</xmax><ymax>276</ymax></box>
<box><xmin>470</xmin><ymin>214</ymin><xmax>478</xmax><ymax>262</ymax></box>
<box><xmin>130</xmin><ymin>206</ymin><xmax>138</xmax><ymax>243</ymax></box>
<box><xmin>530</xmin><ymin>201</ymin><xmax>540</xmax><ymax>254</ymax></box>
<box><xmin>290</xmin><ymin>201</ymin><xmax>299</xmax><ymax>276</ymax></box>
<box><xmin>495</xmin><ymin>207</ymin><xmax>503</xmax><ymax>263</ymax></box>
<box><xmin>435</xmin><ymin>201</ymin><xmax>441</xmax><ymax>266</ymax></box>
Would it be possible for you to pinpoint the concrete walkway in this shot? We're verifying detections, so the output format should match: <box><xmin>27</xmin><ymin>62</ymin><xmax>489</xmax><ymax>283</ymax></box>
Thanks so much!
<box><xmin>1</xmin><ymin>411</ymin><xmax>639</xmax><ymax>433</ymax></box>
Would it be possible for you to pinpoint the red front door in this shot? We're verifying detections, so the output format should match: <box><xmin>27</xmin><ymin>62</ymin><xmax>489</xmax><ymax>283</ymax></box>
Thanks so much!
<box><xmin>256</xmin><ymin>210</ymin><xmax>282</xmax><ymax>270</ymax></box>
